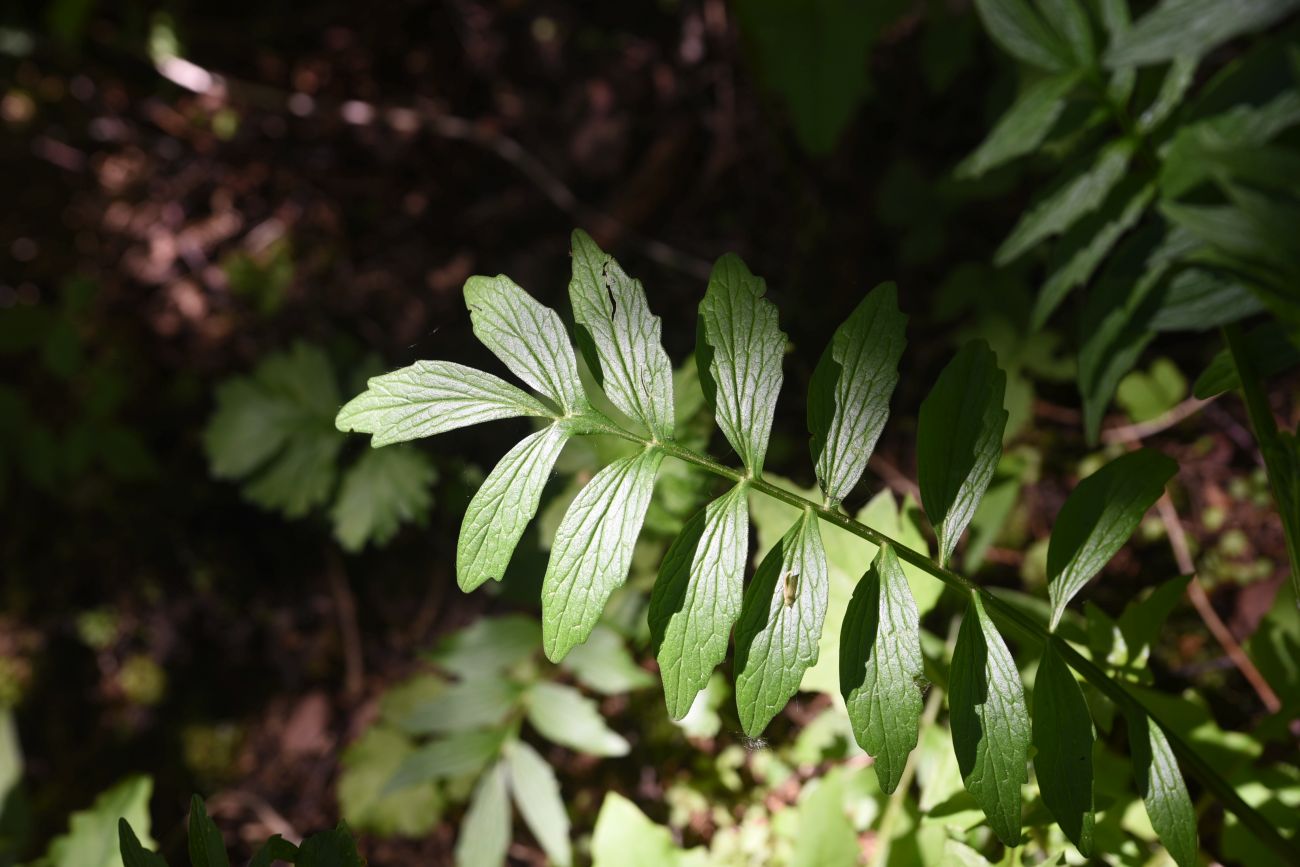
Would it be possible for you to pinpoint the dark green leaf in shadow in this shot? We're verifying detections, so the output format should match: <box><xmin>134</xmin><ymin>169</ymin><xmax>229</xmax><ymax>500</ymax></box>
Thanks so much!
<box><xmin>1032</xmin><ymin>643</ymin><xmax>1096</xmax><ymax>856</ymax></box>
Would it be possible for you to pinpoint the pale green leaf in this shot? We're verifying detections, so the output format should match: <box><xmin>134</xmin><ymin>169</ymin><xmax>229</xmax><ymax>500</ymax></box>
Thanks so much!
<box><xmin>1032</xmin><ymin>643</ymin><xmax>1096</xmax><ymax>856</ymax></box>
<box><xmin>957</xmin><ymin>72</ymin><xmax>1080</xmax><ymax>178</ymax></box>
<box><xmin>1047</xmin><ymin>449</ymin><xmax>1177</xmax><ymax>629</ymax></box>
<box><xmin>917</xmin><ymin>340</ymin><xmax>1009</xmax><ymax>566</ymax></box>
<box><xmin>808</xmin><ymin>282</ymin><xmax>907</xmax><ymax>505</ymax></box>
<box><xmin>455</xmin><ymin>761</ymin><xmax>511</xmax><ymax>867</ymax></box>
<box><xmin>1106</xmin><ymin>0</ymin><xmax>1300</xmax><ymax>68</ymax></box>
<box><xmin>562</xmin><ymin>625</ymin><xmax>655</xmax><ymax>695</ymax></box>
<box><xmin>542</xmin><ymin>448</ymin><xmax>664</xmax><ymax>661</ymax></box>
<box><xmin>428</xmin><ymin>615</ymin><xmax>541</xmax><ymax>678</ymax></box>
<box><xmin>973</xmin><ymin>0</ymin><xmax>1074</xmax><ymax>70</ymax></box>
<box><xmin>695</xmin><ymin>254</ymin><xmax>785</xmax><ymax>474</ymax></box>
<box><xmin>335</xmin><ymin>361</ymin><xmax>553</xmax><ymax>447</ymax></box>
<box><xmin>839</xmin><ymin>544</ymin><xmax>923</xmax><ymax>794</ymax></box>
<box><xmin>464</xmin><ymin>274</ymin><xmax>587</xmax><ymax>414</ymax></box>
<box><xmin>43</xmin><ymin>776</ymin><xmax>154</xmax><ymax>867</ymax></box>
<box><xmin>385</xmin><ymin>677</ymin><xmax>521</xmax><ymax>735</ymax></box>
<box><xmin>568</xmin><ymin>230</ymin><xmax>674</xmax><ymax>440</ymax></box>
<box><xmin>458</xmin><ymin>423</ymin><xmax>571</xmax><ymax>591</ymax></box>
<box><xmin>996</xmin><ymin>141</ymin><xmax>1132</xmax><ymax>264</ymax></box>
<box><xmin>384</xmin><ymin>729</ymin><xmax>505</xmax><ymax>793</ymax></box>
<box><xmin>505</xmin><ymin>741</ymin><xmax>572</xmax><ymax>867</ymax></box>
<box><xmin>650</xmin><ymin>483</ymin><xmax>749</xmax><ymax>719</ymax></box>
<box><xmin>950</xmin><ymin>593</ymin><xmax>1030</xmax><ymax>846</ymax></box>
<box><xmin>331</xmin><ymin>445</ymin><xmax>435</xmax><ymax>552</ymax></box>
<box><xmin>525</xmin><ymin>682</ymin><xmax>630</xmax><ymax>756</ymax></box>
<box><xmin>734</xmin><ymin>511</ymin><xmax>829</xmax><ymax>736</ymax></box>
<box><xmin>591</xmin><ymin>793</ymin><xmax>708</xmax><ymax>867</ymax></box>
<box><xmin>1128</xmin><ymin>712</ymin><xmax>1199</xmax><ymax>867</ymax></box>
<box><xmin>337</xmin><ymin>726</ymin><xmax>442</xmax><ymax>836</ymax></box>
<box><xmin>789</xmin><ymin>769</ymin><xmax>859</xmax><ymax>867</ymax></box>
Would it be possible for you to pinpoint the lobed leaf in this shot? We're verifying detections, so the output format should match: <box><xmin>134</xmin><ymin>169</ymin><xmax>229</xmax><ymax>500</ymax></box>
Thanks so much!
<box><xmin>455</xmin><ymin>762</ymin><xmax>511</xmax><ymax>867</ymax></box>
<box><xmin>337</xmin><ymin>726</ymin><xmax>442</xmax><ymax>837</ymax></box>
<box><xmin>808</xmin><ymin>282</ymin><xmax>907</xmax><ymax>505</ymax></box>
<box><xmin>526</xmin><ymin>682</ymin><xmax>630</xmax><ymax>756</ymax></box>
<box><xmin>464</xmin><ymin>274</ymin><xmax>587</xmax><ymax>414</ymax></box>
<box><xmin>458</xmin><ymin>423</ymin><xmax>571</xmax><ymax>591</ymax></box>
<box><xmin>541</xmin><ymin>448</ymin><xmax>664</xmax><ymax>661</ymax></box>
<box><xmin>695</xmin><ymin>254</ymin><xmax>786</xmax><ymax>475</ymax></box>
<box><xmin>839</xmin><ymin>544</ymin><xmax>923</xmax><ymax>794</ymax></box>
<box><xmin>1106</xmin><ymin>0</ymin><xmax>1300</xmax><ymax>69</ymax></box>
<box><xmin>1032</xmin><ymin>643</ymin><xmax>1096</xmax><ymax>856</ymax></box>
<box><xmin>917</xmin><ymin>340</ymin><xmax>1009</xmax><ymax>566</ymax></box>
<box><xmin>1047</xmin><ymin>449</ymin><xmax>1177</xmax><ymax>629</ymax></box>
<box><xmin>733</xmin><ymin>511</ymin><xmax>829</xmax><ymax>736</ymax></box>
<box><xmin>335</xmin><ymin>360</ymin><xmax>553</xmax><ymax>447</ymax></box>
<box><xmin>650</xmin><ymin>483</ymin><xmax>750</xmax><ymax>719</ymax></box>
<box><xmin>973</xmin><ymin>0</ymin><xmax>1074</xmax><ymax>71</ymax></box>
<box><xmin>331</xmin><ymin>445</ymin><xmax>436</xmax><ymax>552</ymax></box>
<box><xmin>569</xmin><ymin>230</ymin><xmax>675</xmax><ymax>440</ymax></box>
<box><xmin>1128</xmin><ymin>712</ymin><xmax>1199</xmax><ymax>867</ymax></box>
<box><xmin>949</xmin><ymin>593</ymin><xmax>1030</xmax><ymax>847</ymax></box>
<box><xmin>505</xmin><ymin>740</ymin><xmax>572</xmax><ymax>867</ymax></box>
<box><xmin>957</xmin><ymin>72</ymin><xmax>1080</xmax><ymax>179</ymax></box>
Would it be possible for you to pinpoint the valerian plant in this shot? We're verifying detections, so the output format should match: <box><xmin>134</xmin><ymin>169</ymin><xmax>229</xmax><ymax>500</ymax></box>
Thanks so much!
<box><xmin>335</xmin><ymin>230</ymin><xmax>1297</xmax><ymax>864</ymax></box>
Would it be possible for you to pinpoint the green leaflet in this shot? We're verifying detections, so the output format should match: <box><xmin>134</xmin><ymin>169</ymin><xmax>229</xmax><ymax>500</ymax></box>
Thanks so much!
<box><xmin>45</xmin><ymin>776</ymin><xmax>154</xmax><ymax>867</ymax></box>
<box><xmin>789</xmin><ymin>768</ymin><xmax>860</xmax><ymax>867</ymax></box>
<box><xmin>505</xmin><ymin>740</ymin><xmax>572</xmax><ymax>867</ymax></box>
<box><xmin>996</xmin><ymin>141</ymin><xmax>1133</xmax><ymax>265</ymax></box>
<box><xmin>331</xmin><ymin>445</ymin><xmax>436</xmax><ymax>552</ymax></box>
<box><xmin>458</xmin><ymin>423</ymin><xmax>571</xmax><ymax>591</ymax></box>
<box><xmin>972</xmin><ymin>0</ymin><xmax>1074</xmax><ymax>71</ymax></box>
<box><xmin>1128</xmin><ymin>712</ymin><xmax>1199</xmax><ymax>867</ymax></box>
<box><xmin>455</xmin><ymin>761</ymin><xmax>511</xmax><ymax>867</ymax></box>
<box><xmin>296</xmin><ymin>826</ymin><xmax>364</xmax><ymax>867</ymax></box>
<box><xmin>526</xmin><ymin>682</ymin><xmax>630</xmax><ymax>756</ymax></box>
<box><xmin>118</xmin><ymin>821</ymin><xmax>167</xmax><ymax>867</ymax></box>
<box><xmin>949</xmin><ymin>593</ymin><xmax>1030</xmax><ymax>847</ymax></box>
<box><xmin>335</xmin><ymin>360</ymin><xmax>553</xmax><ymax>447</ymax></box>
<box><xmin>428</xmin><ymin>615</ymin><xmax>541</xmax><ymax>678</ymax></box>
<box><xmin>1047</xmin><ymin>449</ymin><xmax>1177</xmax><ymax>629</ymax></box>
<box><xmin>695</xmin><ymin>254</ymin><xmax>785</xmax><ymax>475</ymax></box>
<box><xmin>1032</xmin><ymin>643</ymin><xmax>1096</xmax><ymax>856</ymax></box>
<box><xmin>957</xmin><ymin>72</ymin><xmax>1080</xmax><ymax>179</ymax></box>
<box><xmin>248</xmin><ymin>836</ymin><xmax>298</xmax><ymax>867</ymax></box>
<box><xmin>562</xmin><ymin>625</ymin><xmax>656</xmax><ymax>695</ymax></box>
<box><xmin>733</xmin><ymin>510</ymin><xmax>829</xmax><ymax>736</ymax></box>
<box><xmin>388</xmin><ymin>678</ymin><xmax>520</xmax><ymax>735</ymax></box>
<box><xmin>1037</xmin><ymin>0</ymin><xmax>1095</xmax><ymax>65</ymax></box>
<box><xmin>1138</xmin><ymin>55</ymin><xmax>1198</xmax><ymax>132</ymax></box>
<box><xmin>337</xmin><ymin>726</ymin><xmax>442</xmax><ymax>836</ymax></box>
<box><xmin>568</xmin><ymin>230</ymin><xmax>675</xmax><ymax>440</ymax></box>
<box><xmin>838</xmin><ymin>544</ymin><xmax>923</xmax><ymax>794</ymax></box>
<box><xmin>384</xmin><ymin>729</ymin><xmax>505</xmax><ymax>793</ymax></box>
<box><xmin>464</xmin><ymin>274</ymin><xmax>586</xmax><ymax>414</ymax></box>
<box><xmin>650</xmin><ymin>483</ymin><xmax>750</xmax><ymax>719</ymax></box>
<box><xmin>808</xmin><ymin>283</ymin><xmax>907</xmax><ymax>505</ymax></box>
<box><xmin>187</xmin><ymin>795</ymin><xmax>230</xmax><ymax>867</ymax></box>
<box><xmin>1106</xmin><ymin>0</ymin><xmax>1300</xmax><ymax>69</ymax></box>
<box><xmin>917</xmin><ymin>340</ymin><xmax>1008</xmax><ymax>566</ymax></box>
<box><xmin>591</xmin><ymin>793</ymin><xmax>708</xmax><ymax>867</ymax></box>
<box><xmin>1195</xmin><ymin>322</ymin><xmax>1300</xmax><ymax>398</ymax></box>
<box><xmin>541</xmin><ymin>448</ymin><xmax>664</xmax><ymax>661</ymax></box>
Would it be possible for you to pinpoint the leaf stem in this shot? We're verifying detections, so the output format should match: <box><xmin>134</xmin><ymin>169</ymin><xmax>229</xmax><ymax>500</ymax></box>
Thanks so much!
<box><xmin>577</xmin><ymin>411</ymin><xmax>1300</xmax><ymax>862</ymax></box>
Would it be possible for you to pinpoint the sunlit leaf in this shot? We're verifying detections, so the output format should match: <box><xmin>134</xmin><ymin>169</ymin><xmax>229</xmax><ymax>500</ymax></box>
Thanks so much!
<box><xmin>525</xmin><ymin>682</ymin><xmax>630</xmax><ymax>756</ymax></box>
<box><xmin>1128</xmin><ymin>712</ymin><xmax>1199</xmax><ymax>867</ymax></box>
<box><xmin>455</xmin><ymin>762</ymin><xmax>511</xmax><ymax>867</ymax></box>
<box><xmin>505</xmin><ymin>741</ymin><xmax>572</xmax><ymax>867</ymax></box>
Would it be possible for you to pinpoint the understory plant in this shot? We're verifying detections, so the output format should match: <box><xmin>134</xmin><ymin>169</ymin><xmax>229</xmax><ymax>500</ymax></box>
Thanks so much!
<box><xmin>335</xmin><ymin>230</ymin><xmax>1297</xmax><ymax>864</ymax></box>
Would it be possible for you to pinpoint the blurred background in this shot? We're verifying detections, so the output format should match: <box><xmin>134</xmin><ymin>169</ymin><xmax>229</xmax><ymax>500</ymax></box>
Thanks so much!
<box><xmin>2</xmin><ymin>1</ymin><xmax>1298</xmax><ymax>865</ymax></box>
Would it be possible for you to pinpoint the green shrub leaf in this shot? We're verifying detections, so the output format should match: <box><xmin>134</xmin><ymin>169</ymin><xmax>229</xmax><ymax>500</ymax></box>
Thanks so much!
<box><xmin>458</xmin><ymin>423</ymin><xmax>571</xmax><ymax>591</ymax></box>
<box><xmin>296</xmin><ymin>825</ymin><xmax>364</xmax><ymax>867</ymax></box>
<box><xmin>335</xmin><ymin>361</ymin><xmax>553</xmax><ymax>447</ymax></box>
<box><xmin>384</xmin><ymin>729</ymin><xmax>505</xmax><ymax>793</ymax></box>
<box><xmin>569</xmin><ymin>230</ymin><xmax>675</xmax><ymax>440</ymax></box>
<box><xmin>917</xmin><ymin>340</ymin><xmax>1008</xmax><ymax>565</ymax></box>
<box><xmin>1106</xmin><ymin>0</ymin><xmax>1300</xmax><ymax>69</ymax></box>
<box><xmin>1032</xmin><ymin>643</ymin><xmax>1096</xmax><ymax>856</ymax></box>
<box><xmin>387</xmin><ymin>677</ymin><xmax>520</xmax><ymax>735</ymax></box>
<box><xmin>973</xmin><ymin>0</ymin><xmax>1074</xmax><ymax>71</ymax></box>
<box><xmin>1194</xmin><ymin>322</ymin><xmax>1300</xmax><ymax>398</ymax></box>
<box><xmin>248</xmin><ymin>836</ymin><xmax>297</xmax><ymax>867</ymax></box>
<box><xmin>950</xmin><ymin>593</ymin><xmax>1030</xmax><ymax>847</ymax></box>
<box><xmin>526</xmin><ymin>682</ymin><xmax>630</xmax><ymax>756</ymax></box>
<box><xmin>338</xmin><ymin>726</ymin><xmax>442</xmax><ymax>836</ymax></box>
<box><xmin>464</xmin><ymin>274</ymin><xmax>586</xmax><ymax>414</ymax></box>
<box><xmin>187</xmin><ymin>795</ymin><xmax>230</xmax><ymax>867</ymax></box>
<box><xmin>839</xmin><ymin>544</ymin><xmax>923</xmax><ymax>794</ymax></box>
<box><xmin>1047</xmin><ymin>449</ymin><xmax>1177</xmax><ymax>629</ymax></box>
<box><xmin>331</xmin><ymin>445</ymin><xmax>436</xmax><ymax>552</ymax></box>
<box><xmin>542</xmin><ymin>448</ymin><xmax>664</xmax><ymax>661</ymax></box>
<box><xmin>505</xmin><ymin>741</ymin><xmax>572</xmax><ymax>867</ymax></box>
<box><xmin>650</xmin><ymin>483</ymin><xmax>750</xmax><ymax>719</ymax></box>
<box><xmin>455</xmin><ymin>762</ymin><xmax>511</xmax><ymax>867</ymax></box>
<box><xmin>427</xmin><ymin>615</ymin><xmax>541</xmax><ymax>678</ymax></box>
<box><xmin>696</xmin><ymin>254</ymin><xmax>785</xmax><ymax>475</ymax></box>
<box><xmin>1128</xmin><ymin>713</ymin><xmax>1199</xmax><ymax>867</ymax></box>
<box><xmin>734</xmin><ymin>511</ymin><xmax>828</xmax><ymax>736</ymax></box>
<box><xmin>591</xmin><ymin>793</ymin><xmax>707</xmax><ymax>867</ymax></box>
<box><xmin>808</xmin><ymin>283</ymin><xmax>907</xmax><ymax>505</ymax></box>
<box><xmin>957</xmin><ymin>72</ymin><xmax>1080</xmax><ymax>179</ymax></box>
<box><xmin>118</xmin><ymin>820</ymin><xmax>168</xmax><ymax>867</ymax></box>
<box><xmin>562</xmin><ymin>626</ymin><xmax>656</xmax><ymax>695</ymax></box>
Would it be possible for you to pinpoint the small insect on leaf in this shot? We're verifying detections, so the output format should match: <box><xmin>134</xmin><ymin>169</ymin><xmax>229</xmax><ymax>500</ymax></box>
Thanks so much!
<box><xmin>782</xmin><ymin>570</ymin><xmax>799</xmax><ymax>608</ymax></box>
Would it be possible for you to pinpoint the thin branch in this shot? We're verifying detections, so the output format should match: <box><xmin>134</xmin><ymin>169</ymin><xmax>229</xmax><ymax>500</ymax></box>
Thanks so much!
<box><xmin>325</xmin><ymin>550</ymin><xmax>364</xmax><ymax>700</ymax></box>
<box><xmin>1102</xmin><ymin>396</ymin><xmax>1215</xmax><ymax>444</ymax></box>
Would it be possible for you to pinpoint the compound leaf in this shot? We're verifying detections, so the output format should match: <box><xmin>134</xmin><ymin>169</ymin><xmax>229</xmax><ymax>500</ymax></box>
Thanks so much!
<box><xmin>1047</xmin><ymin>449</ymin><xmax>1177</xmax><ymax>629</ymax></box>
<box><xmin>455</xmin><ymin>762</ymin><xmax>511</xmax><ymax>867</ymax></box>
<box><xmin>569</xmin><ymin>230</ymin><xmax>674</xmax><ymax>440</ymax></box>
<box><xmin>458</xmin><ymin>423</ymin><xmax>571</xmax><ymax>591</ymax></box>
<box><xmin>808</xmin><ymin>282</ymin><xmax>907</xmax><ymax>505</ymax></box>
<box><xmin>464</xmin><ymin>274</ymin><xmax>586</xmax><ymax>414</ymax></box>
<box><xmin>917</xmin><ymin>340</ymin><xmax>1008</xmax><ymax>566</ymax></box>
<box><xmin>839</xmin><ymin>544</ymin><xmax>923</xmax><ymax>794</ymax></box>
<box><xmin>335</xmin><ymin>361</ymin><xmax>552</xmax><ymax>447</ymax></box>
<box><xmin>696</xmin><ymin>254</ymin><xmax>786</xmax><ymax>475</ymax></box>
<box><xmin>957</xmin><ymin>72</ymin><xmax>1081</xmax><ymax>179</ymax></box>
<box><xmin>541</xmin><ymin>448</ymin><xmax>664</xmax><ymax>661</ymax></box>
<box><xmin>650</xmin><ymin>483</ymin><xmax>750</xmax><ymax>719</ymax></box>
<box><xmin>337</xmin><ymin>726</ymin><xmax>442</xmax><ymax>837</ymax></box>
<box><xmin>526</xmin><ymin>682</ymin><xmax>630</xmax><ymax>757</ymax></box>
<box><xmin>331</xmin><ymin>445</ymin><xmax>436</xmax><ymax>552</ymax></box>
<box><xmin>734</xmin><ymin>511</ymin><xmax>829</xmax><ymax>736</ymax></box>
<box><xmin>1033</xmin><ymin>643</ymin><xmax>1096</xmax><ymax>856</ymax></box>
<box><xmin>949</xmin><ymin>593</ymin><xmax>1030</xmax><ymax>847</ymax></box>
<box><xmin>1128</xmin><ymin>712</ymin><xmax>1199</xmax><ymax>867</ymax></box>
<box><xmin>505</xmin><ymin>740</ymin><xmax>572</xmax><ymax>867</ymax></box>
